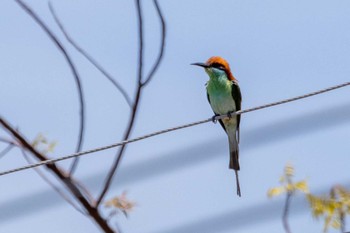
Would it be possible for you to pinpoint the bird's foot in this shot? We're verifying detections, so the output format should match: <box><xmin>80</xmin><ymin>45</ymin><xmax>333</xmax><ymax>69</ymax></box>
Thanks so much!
<box><xmin>227</xmin><ymin>111</ymin><xmax>235</xmax><ymax>118</ymax></box>
<box><xmin>211</xmin><ymin>114</ymin><xmax>219</xmax><ymax>123</ymax></box>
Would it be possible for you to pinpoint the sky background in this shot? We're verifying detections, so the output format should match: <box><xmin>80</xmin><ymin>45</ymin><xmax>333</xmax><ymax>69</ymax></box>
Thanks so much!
<box><xmin>1</xmin><ymin>0</ymin><xmax>350</xmax><ymax>232</ymax></box>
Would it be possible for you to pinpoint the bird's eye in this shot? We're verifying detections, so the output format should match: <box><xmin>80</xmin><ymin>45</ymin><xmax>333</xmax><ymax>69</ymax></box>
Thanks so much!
<box><xmin>211</xmin><ymin>63</ymin><xmax>225</xmax><ymax>70</ymax></box>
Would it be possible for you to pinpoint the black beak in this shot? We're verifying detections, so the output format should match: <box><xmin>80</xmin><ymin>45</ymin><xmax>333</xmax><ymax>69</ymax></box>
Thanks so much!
<box><xmin>191</xmin><ymin>62</ymin><xmax>209</xmax><ymax>68</ymax></box>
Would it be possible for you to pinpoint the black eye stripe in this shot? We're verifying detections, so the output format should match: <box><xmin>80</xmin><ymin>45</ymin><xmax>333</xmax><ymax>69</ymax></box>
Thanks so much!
<box><xmin>211</xmin><ymin>63</ymin><xmax>225</xmax><ymax>70</ymax></box>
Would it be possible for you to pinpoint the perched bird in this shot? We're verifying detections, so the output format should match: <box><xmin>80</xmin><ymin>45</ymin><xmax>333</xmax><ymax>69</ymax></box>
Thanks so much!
<box><xmin>192</xmin><ymin>56</ymin><xmax>242</xmax><ymax>196</ymax></box>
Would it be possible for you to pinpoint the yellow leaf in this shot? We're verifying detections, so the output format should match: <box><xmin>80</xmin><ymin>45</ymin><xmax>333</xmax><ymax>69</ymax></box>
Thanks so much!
<box><xmin>325</xmin><ymin>202</ymin><xmax>336</xmax><ymax>215</ymax></box>
<box><xmin>47</xmin><ymin>141</ymin><xmax>57</xmax><ymax>153</ymax></box>
<box><xmin>331</xmin><ymin>217</ymin><xmax>341</xmax><ymax>229</ymax></box>
<box><xmin>307</xmin><ymin>194</ymin><xmax>327</xmax><ymax>217</ymax></box>
<box><xmin>294</xmin><ymin>180</ymin><xmax>309</xmax><ymax>193</ymax></box>
<box><xmin>284</xmin><ymin>164</ymin><xmax>294</xmax><ymax>177</ymax></box>
<box><xmin>267</xmin><ymin>187</ymin><xmax>285</xmax><ymax>198</ymax></box>
<box><xmin>104</xmin><ymin>192</ymin><xmax>135</xmax><ymax>213</ymax></box>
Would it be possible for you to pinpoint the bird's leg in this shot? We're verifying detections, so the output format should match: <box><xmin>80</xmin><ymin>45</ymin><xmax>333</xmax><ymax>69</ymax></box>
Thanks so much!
<box><xmin>211</xmin><ymin>114</ymin><xmax>220</xmax><ymax>123</ymax></box>
<box><xmin>227</xmin><ymin>111</ymin><xmax>235</xmax><ymax>119</ymax></box>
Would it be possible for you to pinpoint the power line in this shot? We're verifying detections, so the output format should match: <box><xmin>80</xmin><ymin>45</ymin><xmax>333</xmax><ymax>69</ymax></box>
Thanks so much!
<box><xmin>2</xmin><ymin>102</ymin><xmax>350</xmax><ymax>224</ymax></box>
<box><xmin>2</xmin><ymin>102</ymin><xmax>350</xmax><ymax>223</ymax></box>
<box><xmin>0</xmin><ymin>81</ymin><xmax>349</xmax><ymax>176</ymax></box>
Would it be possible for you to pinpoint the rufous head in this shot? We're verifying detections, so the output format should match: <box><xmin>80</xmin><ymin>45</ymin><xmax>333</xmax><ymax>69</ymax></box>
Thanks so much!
<box><xmin>191</xmin><ymin>56</ymin><xmax>236</xmax><ymax>81</ymax></box>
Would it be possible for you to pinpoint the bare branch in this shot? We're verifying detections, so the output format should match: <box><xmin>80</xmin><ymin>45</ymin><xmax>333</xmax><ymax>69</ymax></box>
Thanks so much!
<box><xmin>141</xmin><ymin>0</ymin><xmax>166</xmax><ymax>86</ymax></box>
<box><xmin>135</xmin><ymin>0</ymin><xmax>145</xmax><ymax>86</ymax></box>
<box><xmin>282</xmin><ymin>191</ymin><xmax>292</xmax><ymax>233</ymax></box>
<box><xmin>0</xmin><ymin>116</ymin><xmax>114</xmax><ymax>233</ymax></box>
<box><xmin>13</xmin><ymin>0</ymin><xmax>86</xmax><ymax>174</ymax></box>
<box><xmin>0</xmin><ymin>144</ymin><xmax>14</xmax><ymax>159</ymax></box>
<box><xmin>48</xmin><ymin>1</ymin><xmax>132</xmax><ymax>108</ymax></box>
<box><xmin>0</xmin><ymin>137</ymin><xmax>18</xmax><ymax>145</ymax></box>
<box><xmin>74</xmin><ymin>180</ymin><xmax>95</xmax><ymax>203</ymax></box>
<box><xmin>96</xmin><ymin>0</ymin><xmax>145</xmax><ymax>207</ymax></box>
<box><xmin>96</xmin><ymin>0</ymin><xmax>166</xmax><ymax>207</ymax></box>
<box><xmin>340</xmin><ymin>211</ymin><xmax>345</xmax><ymax>233</ymax></box>
<box><xmin>283</xmin><ymin>172</ymin><xmax>293</xmax><ymax>233</ymax></box>
<box><xmin>21</xmin><ymin>149</ymin><xmax>87</xmax><ymax>215</ymax></box>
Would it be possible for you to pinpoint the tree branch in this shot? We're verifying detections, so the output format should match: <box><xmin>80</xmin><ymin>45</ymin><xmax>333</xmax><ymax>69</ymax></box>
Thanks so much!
<box><xmin>0</xmin><ymin>144</ymin><xmax>14</xmax><ymax>159</ymax></box>
<box><xmin>48</xmin><ymin>1</ymin><xmax>132</xmax><ymax>109</ymax></box>
<box><xmin>0</xmin><ymin>117</ymin><xmax>114</xmax><ymax>233</ymax></box>
<box><xmin>282</xmin><ymin>191</ymin><xmax>292</xmax><ymax>233</ymax></box>
<box><xmin>141</xmin><ymin>0</ymin><xmax>166</xmax><ymax>86</ymax></box>
<box><xmin>95</xmin><ymin>0</ymin><xmax>144</xmax><ymax>206</ymax></box>
<box><xmin>96</xmin><ymin>0</ymin><xmax>166</xmax><ymax>207</ymax></box>
<box><xmin>13</xmin><ymin>0</ymin><xmax>86</xmax><ymax>175</ymax></box>
<box><xmin>21</xmin><ymin>149</ymin><xmax>87</xmax><ymax>215</ymax></box>
<box><xmin>0</xmin><ymin>136</ymin><xmax>18</xmax><ymax>145</ymax></box>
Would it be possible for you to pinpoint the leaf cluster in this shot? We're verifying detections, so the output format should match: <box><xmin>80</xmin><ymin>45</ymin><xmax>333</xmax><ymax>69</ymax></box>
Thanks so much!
<box><xmin>105</xmin><ymin>192</ymin><xmax>136</xmax><ymax>218</ymax></box>
<box><xmin>307</xmin><ymin>186</ymin><xmax>350</xmax><ymax>232</ymax></box>
<box><xmin>31</xmin><ymin>133</ymin><xmax>57</xmax><ymax>155</ymax></box>
<box><xmin>268</xmin><ymin>164</ymin><xmax>350</xmax><ymax>232</ymax></box>
<box><xmin>268</xmin><ymin>164</ymin><xmax>309</xmax><ymax>198</ymax></box>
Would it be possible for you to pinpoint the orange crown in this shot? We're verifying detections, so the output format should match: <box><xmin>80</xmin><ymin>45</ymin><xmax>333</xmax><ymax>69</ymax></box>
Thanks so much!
<box><xmin>206</xmin><ymin>56</ymin><xmax>236</xmax><ymax>81</ymax></box>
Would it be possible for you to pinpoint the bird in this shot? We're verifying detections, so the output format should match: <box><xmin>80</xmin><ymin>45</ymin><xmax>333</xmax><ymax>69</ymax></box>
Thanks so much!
<box><xmin>192</xmin><ymin>56</ymin><xmax>242</xmax><ymax>197</ymax></box>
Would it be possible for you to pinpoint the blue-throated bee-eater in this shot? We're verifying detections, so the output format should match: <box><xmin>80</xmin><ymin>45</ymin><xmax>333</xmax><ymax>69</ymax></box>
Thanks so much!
<box><xmin>192</xmin><ymin>56</ymin><xmax>242</xmax><ymax>197</ymax></box>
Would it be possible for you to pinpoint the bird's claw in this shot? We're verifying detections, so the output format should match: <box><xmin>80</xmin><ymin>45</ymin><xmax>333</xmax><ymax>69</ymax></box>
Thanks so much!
<box><xmin>227</xmin><ymin>111</ymin><xmax>234</xmax><ymax>118</ymax></box>
<box><xmin>211</xmin><ymin>114</ymin><xmax>219</xmax><ymax>123</ymax></box>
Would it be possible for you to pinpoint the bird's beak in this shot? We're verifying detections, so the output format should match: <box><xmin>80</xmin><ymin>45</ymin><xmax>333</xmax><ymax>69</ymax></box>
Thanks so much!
<box><xmin>191</xmin><ymin>62</ymin><xmax>209</xmax><ymax>68</ymax></box>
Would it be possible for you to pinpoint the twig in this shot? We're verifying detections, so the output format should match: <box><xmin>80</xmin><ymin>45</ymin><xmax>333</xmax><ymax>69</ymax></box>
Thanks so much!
<box><xmin>340</xmin><ymin>211</ymin><xmax>345</xmax><ymax>233</ymax></box>
<box><xmin>14</xmin><ymin>0</ymin><xmax>86</xmax><ymax>175</ymax></box>
<box><xmin>282</xmin><ymin>191</ymin><xmax>292</xmax><ymax>233</ymax></box>
<box><xmin>0</xmin><ymin>117</ymin><xmax>114</xmax><ymax>233</ymax></box>
<box><xmin>0</xmin><ymin>144</ymin><xmax>14</xmax><ymax>159</ymax></box>
<box><xmin>75</xmin><ymin>181</ymin><xmax>95</xmax><ymax>203</ymax></box>
<box><xmin>0</xmin><ymin>137</ymin><xmax>18</xmax><ymax>145</ymax></box>
<box><xmin>95</xmin><ymin>0</ymin><xmax>144</xmax><ymax>207</ymax></box>
<box><xmin>141</xmin><ymin>0</ymin><xmax>166</xmax><ymax>86</ymax></box>
<box><xmin>96</xmin><ymin>0</ymin><xmax>167</xmax><ymax>207</ymax></box>
<box><xmin>48</xmin><ymin>1</ymin><xmax>132</xmax><ymax>108</ymax></box>
<box><xmin>21</xmin><ymin>149</ymin><xmax>87</xmax><ymax>215</ymax></box>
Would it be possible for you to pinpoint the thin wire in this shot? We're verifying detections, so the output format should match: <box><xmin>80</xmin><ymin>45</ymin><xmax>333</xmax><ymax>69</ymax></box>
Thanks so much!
<box><xmin>0</xmin><ymin>81</ymin><xmax>349</xmax><ymax>177</ymax></box>
<box><xmin>236</xmin><ymin>81</ymin><xmax>350</xmax><ymax>115</ymax></box>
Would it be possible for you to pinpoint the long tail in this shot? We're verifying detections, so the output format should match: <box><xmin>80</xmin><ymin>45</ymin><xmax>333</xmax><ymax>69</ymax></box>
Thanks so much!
<box><xmin>234</xmin><ymin>170</ymin><xmax>241</xmax><ymax>197</ymax></box>
<box><xmin>228</xmin><ymin>134</ymin><xmax>241</xmax><ymax>197</ymax></box>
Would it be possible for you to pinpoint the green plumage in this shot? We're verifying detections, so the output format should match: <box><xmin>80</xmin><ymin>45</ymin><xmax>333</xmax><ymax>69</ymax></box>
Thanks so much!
<box><xmin>192</xmin><ymin>57</ymin><xmax>242</xmax><ymax>196</ymax></box>
<box><xmin>206</xmin><ymin>68</ymin><xmax>242</xmax><ymax>196</ymax></box>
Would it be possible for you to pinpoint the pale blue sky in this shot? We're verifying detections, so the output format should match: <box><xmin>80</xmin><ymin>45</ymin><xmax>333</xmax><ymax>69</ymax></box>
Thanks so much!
<box><xmin>1</xmin><ymin>0</ymin><xmax>350</xmax><ymax>232</ymax></box>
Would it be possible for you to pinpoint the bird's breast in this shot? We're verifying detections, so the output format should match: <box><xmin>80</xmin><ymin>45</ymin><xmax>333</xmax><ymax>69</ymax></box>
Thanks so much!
<box><xmin>207</xmin><ymin>87</ymin><xmax>236</xmax><ymax>115</ymax></box>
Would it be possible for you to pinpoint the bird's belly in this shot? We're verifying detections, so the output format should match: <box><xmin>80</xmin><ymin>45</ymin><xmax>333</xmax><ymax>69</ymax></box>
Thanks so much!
<box><xmin>209</xmin><ymin>93</ymin><xmax>236</xmax><ymax>115</ymax></box>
